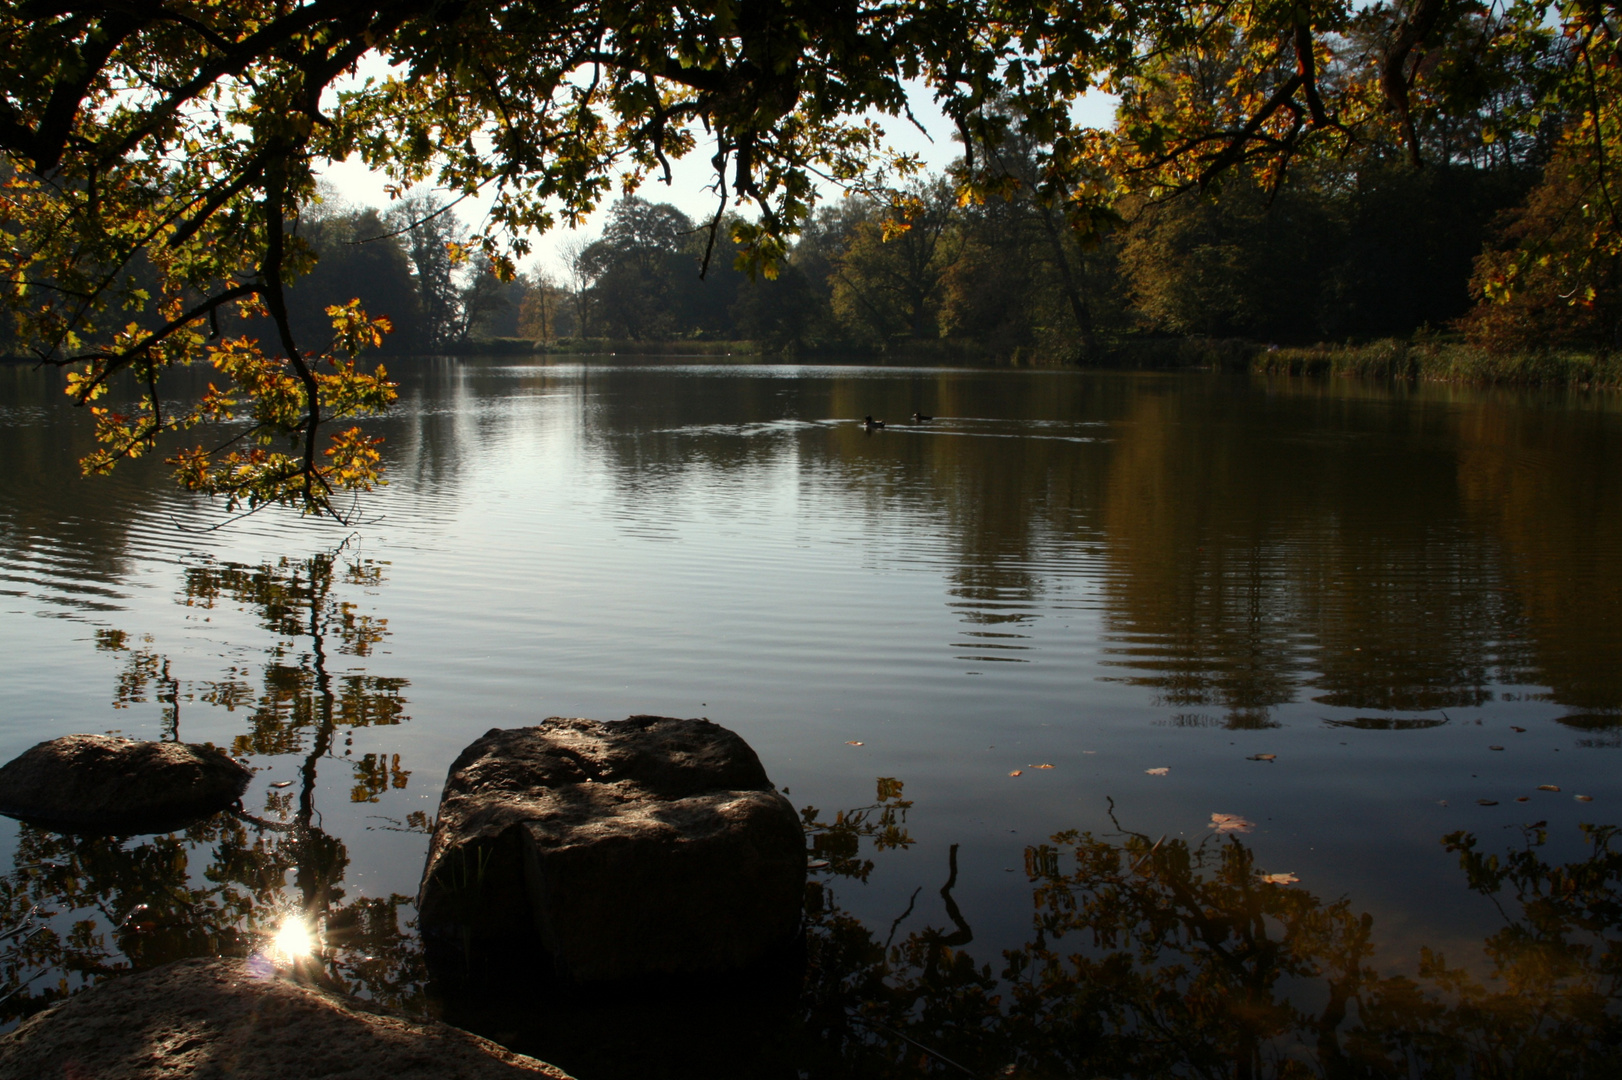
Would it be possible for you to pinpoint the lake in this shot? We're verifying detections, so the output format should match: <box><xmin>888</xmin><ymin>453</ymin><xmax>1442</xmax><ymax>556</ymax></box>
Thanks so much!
<box><xmin>2</xmin><ymin>357</ymin><xmax>1620</xmax><ymax>1076</ymax></box>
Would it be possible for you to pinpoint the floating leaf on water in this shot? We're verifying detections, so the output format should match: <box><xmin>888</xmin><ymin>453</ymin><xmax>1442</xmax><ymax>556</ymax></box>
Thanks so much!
<box><xmin>1247</xmin><ymin>753</ymin><xmax>1276</xmax><ymax>762</ymax></box>
<box><xmin>845</xmin><ymin>741</ymin><xmax>864</xmax><ymax>746</ymax></box>
<box><xmin>1210</xmin><ymin>813</ymin><xmax>1254</xmax><ymax>834</ymax></box>
<box><xmin>1009</xmin><ymin>770</ymin><xmax>1023</xmax><ymax>777</ymax></box>
<box><xmin>1538</xmin><ymin>784</ymin><xmax>1561</xmax><ymax>792</ymax></box>
<box><xmin>269</xmin><ymin>780</ymin><xmax>293</xmax><ymax>789</ymax></box>
<box><xmin>1576</xmin><ymin>794</ymin><xmax>1594</xmax><ymax>802</ymax></box>
<box><xmin>1032</xmin><ymin>763</ymin><xmax>1055</xmax><ymax>769</ymax></box>
<box><xmin>1261</xmin><ymin>872</ymin><xmax>1298</xmax><ymax>885</ymax></box>
<box><xmin>1488</xmin><ymin>745</ymin><xmax>1505</xmax><ymax>751</ymax></box>
<box><xmin>1515</xmin><ymin>796</ymin><xmax>1530</xmax><ymax>802</ymax></box>
<box><xmin>1511</xmin><ymin>726</ymin><xmax>1526</xmax><ymax>733</ymax></box>
<box><xmin>807</xmin><ymin>859</ymin><xmax>830</xmax><ymax>870</ymax></box>
<box><xmin>1478</xmin><ymin>799</ymin><xmax>1499</xmax><ymax>806</ymax></box>
<box><xmin>1145</xmin><ymin>767</ymin><xmax>1169</xmax><ymax>776</ymax></box>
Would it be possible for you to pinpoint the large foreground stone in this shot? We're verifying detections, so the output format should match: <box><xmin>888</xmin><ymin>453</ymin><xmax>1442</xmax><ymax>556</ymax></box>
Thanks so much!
<box><xmin>0</xmin><ymin>734</ymin><xmax>251</xmax><ymax>835</ymax></box>
<box><xmin>0</xmin><ymin>956</ymin><xmax>571</xmax><ymax>1080</ymax></box>
<box><xmin>419</xmin><ymin>716</ymin><xmax>805</xmax><ymax>986</ymax></box>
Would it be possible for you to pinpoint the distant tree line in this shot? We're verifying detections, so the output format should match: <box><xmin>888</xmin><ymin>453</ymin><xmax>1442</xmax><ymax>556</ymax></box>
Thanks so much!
<box><xmin>296</xmin><ymin>116</ymin><xmax>1603</xmax><ymax>363</ymax></box>
<box><xmin>296</xmin><ymin>165</ymin><xmax>1544</xmax><ymax>362</ymax></box>
<box><xmin>188</xmin><ymin>0</ymin><xmax>1619</xmax><ymax>364</ymax></box>
<box><xmin>277</xmin><ymin>191</ymin><xmax>534</xmax><ymax>355</ymax></box>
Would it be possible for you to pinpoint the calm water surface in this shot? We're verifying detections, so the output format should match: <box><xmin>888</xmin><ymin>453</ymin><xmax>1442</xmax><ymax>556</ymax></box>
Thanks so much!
<box><xmin>1</xmin><ymin>359</ymin><xmax>1619</xmax><ymax>1076</ymax></box>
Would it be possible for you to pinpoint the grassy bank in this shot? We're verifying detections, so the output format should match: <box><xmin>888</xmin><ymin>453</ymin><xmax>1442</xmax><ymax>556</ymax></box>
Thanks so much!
<box><xmin>548</xmin><ymin>338</ymin><xmax>762</xmax><ymax>356</ymax></box>
<box><xmin>1250</xmin><ymin>339</ymin><xmax>1622</xmax><ymax>389</ymax></box>
<box><xmin>444</xmin><ymin>337</ymin><xmax>1052</xmax><ymax>363</ymax></box>
<box><xmin>434</xmin><ymin>337</ymin><xmax>762</xmax><ymax>356</ymax></box>
<box><xmin>439</xmin><ymin>337</ymin><xmax>763</xmax><ymax>356</ymax></box>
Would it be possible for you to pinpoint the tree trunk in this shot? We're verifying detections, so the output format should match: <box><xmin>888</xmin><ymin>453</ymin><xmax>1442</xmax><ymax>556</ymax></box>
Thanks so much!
<box><xmin>1034</xmin><ymin>201</ymin><xmax>1099</xmax><ymax>361</ymax></box>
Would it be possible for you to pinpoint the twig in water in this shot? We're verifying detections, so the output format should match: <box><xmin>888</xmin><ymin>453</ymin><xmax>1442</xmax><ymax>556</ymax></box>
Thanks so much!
<box><xmin>0</xmin><ymin>907</ymin><xmax>38</xmax><ymax>940</ymax></box>
<box><xmin>0</xmin><ymin>966</ymin><xmax>48</xmax><ymax>1006</ymax></box>
<box><xmin>1129</xmin><ymin>835</ymin><xmax>1167</xmax><ymax>873</ymax></box>
<box><xmin>230</xmin><ymin>806</ymin><xmax>293</xmax><ymax>832</ymax></box>
<box><xmin>885</xmin><ymin>886</ymin><xmax>922</xmax><ymax>949</ymax></box>
<box><xmin>846</xmin><ymin>1012</ymin><xmax>982</xmax><ymax>1079</ymax></box>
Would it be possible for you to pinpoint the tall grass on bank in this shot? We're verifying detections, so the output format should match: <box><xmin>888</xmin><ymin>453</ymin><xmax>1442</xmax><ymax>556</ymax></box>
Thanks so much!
<box><xmin>1194</xmin><ymin>338</ymin><xmax>1621</xmax><ymax>389</ymax></box>
<box><xmin>546</xmin><ymin>338</ymin><xmax>761</xmax><ymax>356</ymax></box>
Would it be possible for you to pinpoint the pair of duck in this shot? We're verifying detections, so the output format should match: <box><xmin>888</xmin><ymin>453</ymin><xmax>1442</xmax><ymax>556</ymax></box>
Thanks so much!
<box><xmin>863</xmin><ymin>412</ymin><xmax>933</xmax><ymax>430</ymax></box>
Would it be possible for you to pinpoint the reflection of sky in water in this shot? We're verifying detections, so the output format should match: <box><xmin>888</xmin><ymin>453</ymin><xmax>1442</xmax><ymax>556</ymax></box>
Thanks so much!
<box><xmin>0</xmin><ymin>361</ymin><xmax>1619</xmax><ymax>1060</ymax></box>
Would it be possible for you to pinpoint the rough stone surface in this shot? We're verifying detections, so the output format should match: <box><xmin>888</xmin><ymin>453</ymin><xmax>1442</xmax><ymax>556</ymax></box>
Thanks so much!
<box><xmin>419</xmin><ymin>716</ymin><xmax>805</xmax><ymax>985</ymax></box>
<box><xmin>0</xmin><ymin>956</ymin><xmax>572</xmax><ymax>1080</ymax></box>
<box><xmin>0</xmin><ymin>734</ymin><xmax>252</xmax><ymax>835</ymax></box>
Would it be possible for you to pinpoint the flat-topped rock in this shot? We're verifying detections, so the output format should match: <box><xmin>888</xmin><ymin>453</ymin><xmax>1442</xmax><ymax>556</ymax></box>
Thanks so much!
<box><xmin>0</xmin><ymin>734</ymin><xmax>251</xmax><ymax>835</ymax></box>
<box><xmin>0</xmin><ymin>956</ymin><xmax>571</xmax><ymax>1079</ymax></box>
<box><xmin>419</xmin><ymin>716</ymin><xmax>805</xmax><ymax>986</ymax></box>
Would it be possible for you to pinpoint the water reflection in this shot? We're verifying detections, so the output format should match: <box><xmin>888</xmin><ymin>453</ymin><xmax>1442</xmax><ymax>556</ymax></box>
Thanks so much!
<box><xmin>2</xmin><ymin>360</ymin><xmax>1620</xmax><ymax>1070</ymax></box>
<box><xmin>1454</xmin><ymin>399</ymin><xmax>1622</xmax><ymax>716</ymax></box>
<box><xmin>6</xmin><ymin>787</ymin><xmax>1615</xmax><ymax>1075</ymax></box>
<box><xmin>414</xmin><ymin>776</ymin><xmax>1622</xmax><ymax>1079</ymax></box>
<box><xmin>0</xmin><ymin>550</ymin><xmax>424</xmax><ymax>1023</ymax></box>
<box><xmin>180</xmin><ymin>555</ymin><xmax>409</xmax><ymax>766</ymax></box>
<box><xmin>490</xmin><ymin>364</ymin><xmax>1622</xmax><ymax>723</ymax></box>
<box><xmin>1095</xmin><ymin>385</ymin><xmax>1520</xmax><ymax>726</ymax></box>
<box><xmin>0</xmin><ymin>613</ymin><xmax>1617</xmax><ymax>1078</ymax></box>
<box><xmin>6</xmin><ymin>363</ymin><xmax>1619</xmax><ymax>728</ymax></box>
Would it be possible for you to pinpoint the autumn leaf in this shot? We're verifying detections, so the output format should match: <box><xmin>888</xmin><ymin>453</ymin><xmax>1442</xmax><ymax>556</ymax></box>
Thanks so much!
<box><xmin>1209</xmin><ymin>813</ymin><xmax>1253</xmax><ymax>834</ymax></box>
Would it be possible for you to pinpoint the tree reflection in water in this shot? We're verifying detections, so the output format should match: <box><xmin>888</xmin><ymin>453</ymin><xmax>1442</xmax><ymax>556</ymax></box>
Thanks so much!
<box><xmin>430</xmin><ymin>783</ymin><xmax>1620</xmax><ymax>1079</ymax></box>
<box><xmin>0</xmin><ymin>551</ymin><xmax>424</xmax><ymax>1023</ymax></box>
<box><xmin>789</xmin><ymin>800</ymin><xmax>1622</xmax><ymax>1080</ymax></box>
<box><xmin>0</xmin><ymin>553</ymin><xmax>1618</xmax><ymax>1075</ymax></box>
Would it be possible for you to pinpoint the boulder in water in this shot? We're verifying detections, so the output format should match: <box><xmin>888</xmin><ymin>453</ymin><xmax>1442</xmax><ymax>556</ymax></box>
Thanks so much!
<box><xmin>418</xmin><ymin>716</ymin><xmax>805</xmax><ymax>986</ymax></box>
<box><xmin>0</xmin><ymin>734</ymin><xmax>251</xmax><ymax>835</ymax></box>
<box><xmin>0</xmin><ymin>956</ymin><xmax>572</xmax><ymax>1079</ymax></box>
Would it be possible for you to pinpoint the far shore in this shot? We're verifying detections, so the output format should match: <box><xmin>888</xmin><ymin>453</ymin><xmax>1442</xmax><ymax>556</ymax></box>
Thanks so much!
<box><xmin>9</xmin><ymin>335</ymin><xmax>1617</xmax><ymax>391</ymax></box>
<box><xmin>432</xmin><ymin>335</ymin><xmax>1622</xmax><ymax>390</ymax></box>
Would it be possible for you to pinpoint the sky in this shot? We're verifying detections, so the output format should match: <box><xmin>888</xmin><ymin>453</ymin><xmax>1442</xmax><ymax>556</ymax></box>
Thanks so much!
<box><xmin>316</xmin><ymin>79</ymin><xmax>1118</xmax><ymax>280</ymax></box>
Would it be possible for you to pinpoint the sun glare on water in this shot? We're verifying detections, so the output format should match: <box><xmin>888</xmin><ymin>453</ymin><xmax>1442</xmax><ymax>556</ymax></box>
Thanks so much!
<box><xmin>271</xmin><ymin>915</ymin><xmax>315</xmax><ymax>962</ymax></box>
